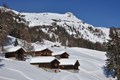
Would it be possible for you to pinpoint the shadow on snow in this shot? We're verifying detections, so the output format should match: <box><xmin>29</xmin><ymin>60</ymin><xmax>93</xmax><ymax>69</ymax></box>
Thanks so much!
<box><xmin>102</xmin><ymin>65</ymin><xmax>116</xmax><ymax>78</ymax></box>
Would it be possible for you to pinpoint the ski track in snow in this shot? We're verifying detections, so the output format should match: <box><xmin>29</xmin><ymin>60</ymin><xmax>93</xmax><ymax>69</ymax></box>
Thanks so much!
<box><xmin>80</xmin><ymin>68</ymin><xmax>102</xmax><ymax>80</ymax></box>
<box><xmin>0</xmin><ymin>76</ymin><xmax>15</xmax><ymax>80</ymax></box>
<box><xmin>61</xmin><ymin>73</ymin><xmax>80</xmax><ymax>80</ymax></box>
<box><xmin>52</xmin><ymin>71</ymin><xmax>80</xmax><ymax>80</ymax></box>
<box><xmin>5</xmin><ymin>68</ymin><xmax>33</xmax><ymax>80</ymax></box>
<box><xmin>0</xmin><ymin>42</ymin><xmax>115</xmax><ymax>80</ymax></box>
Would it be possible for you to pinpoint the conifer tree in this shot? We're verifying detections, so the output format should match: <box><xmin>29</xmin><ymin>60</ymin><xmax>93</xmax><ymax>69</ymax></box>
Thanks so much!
<box><xmin>106</xmin><ymin>27</ymin><xmax>120</xmax><ymax>80</ymax></box>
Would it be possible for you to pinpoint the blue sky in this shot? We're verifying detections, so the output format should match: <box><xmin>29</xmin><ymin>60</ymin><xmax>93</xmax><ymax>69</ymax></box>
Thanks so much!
<box><xmin>0</xmin><ymin>0</ymin><xmax>120</xmax><ymax>28</ymax></box>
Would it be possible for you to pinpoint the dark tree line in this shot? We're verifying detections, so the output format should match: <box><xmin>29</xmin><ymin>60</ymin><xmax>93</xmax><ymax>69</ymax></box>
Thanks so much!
<box><xmin>0</xmin><ymin>6</ymin><xmax>32</xmax><ymax>53</ymax></box>
<box><xmin>29</xmin><ymin>24</ymin><xmax>106</xmax><ymax>51</ymax></box>
<box><xmin>0</xmin><ymin>12</ymin><xmax>14</xmax><ymax>53</ymax></box>
<box><xmin>106</xmin><ymin>27</ymin><xmax>120</xmax><ymax>80</ymax></box>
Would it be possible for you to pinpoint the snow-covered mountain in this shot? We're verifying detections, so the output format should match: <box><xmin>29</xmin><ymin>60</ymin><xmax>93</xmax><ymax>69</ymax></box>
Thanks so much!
<box><xmin>21</xmin><ymin>12</ymin><xmax>110</xmax><ymax>43</ymax></box>
<box><xmin>0</xmin><ymin>6</ymin><xmax>110</xmax><ymax>50</ymax></box>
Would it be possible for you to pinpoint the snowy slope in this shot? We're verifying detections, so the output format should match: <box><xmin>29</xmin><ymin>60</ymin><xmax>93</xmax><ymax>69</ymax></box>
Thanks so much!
<box><xmin>21</xmin><ymin>12</ymin><xmax>110</xmax><ymax>43</ymax></box>
<box><xmin>22</xmin><ymin>12</ymin><xmax>82</xmax><ymax>27</ymax></box>
<box><xmin>0</xmin><ymin>41</ymin><xmax>115</xmax><ymax>80</ymax></box>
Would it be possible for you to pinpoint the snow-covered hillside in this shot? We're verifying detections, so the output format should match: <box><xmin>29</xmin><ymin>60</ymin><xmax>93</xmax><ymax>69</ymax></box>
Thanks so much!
<box><xmin>21</xmin><ymin>12</ymin><xmax>110</xmax><ymax>43</ymax></box>
<box><xmin>0</xmin><ymin>36</ymin><xmax>115</xmax><ymax>80</ymax></box>
<box><xmin>0</xmin><ymin>45</ymin><xmax>114</xmax><ymax>80</ymax></box>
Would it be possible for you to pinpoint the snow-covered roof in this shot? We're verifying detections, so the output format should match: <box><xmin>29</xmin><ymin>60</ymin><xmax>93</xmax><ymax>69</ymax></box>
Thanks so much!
<box><xmin>32</xmin><ymin>43</ymin><xmax>52</xmax><ymax>52</ymax></box>
<box><xmin>7</xmin><ymin>46</ymin><xmax>24</xmax><ymax>53</ymax></box>
<box><xmin>59</xmin><ymin>59</ymin><xmax>78</xmax><ymax>65</ymax></box>
<box><xmin>30</xmin><ymin>56</ymin><xmax>57</xmax><ymax>64</ymax></box>
<box><xmin>33</xmin><ymin>47</ymin><xmax>48</xmax><ymax>52</ymax></box>
<box><xmin>52</xmin><ymin>51</ymin><xmax>69</xmax><ymax>56</ymax></box>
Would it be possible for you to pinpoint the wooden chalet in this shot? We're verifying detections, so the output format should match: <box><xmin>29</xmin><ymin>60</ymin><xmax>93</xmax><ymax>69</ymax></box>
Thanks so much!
<box><xmin>32</xmin><ymin>48</ymin><xmax>53</xmax><ymax>56</ymax></box>
<box><xmin>5</xmin><ymin>46</ymin><xmax>26</xmax><ymax>60</ymax></box>
<box><xmin>59</xmin><ymin>59</ymin><xmax>80</xmax><ymax>70</ymax></box>
<box><xmin>30</xmin><ymin>56</ymin><xmax>60</xmax><ymax>69</ymax></box>
<box><xmin>52</xmin><ymin>51</ymin><xmax>69</xmax><ymax>59</ymax></box>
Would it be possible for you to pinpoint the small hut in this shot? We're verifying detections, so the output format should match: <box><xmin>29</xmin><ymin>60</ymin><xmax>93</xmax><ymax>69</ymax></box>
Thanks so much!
<box><xmin>59</xmin><ymin>59</ymin><xmax>80</xmax><ymax>70</ymax></box>
<box><xmin>30</xmin><ymin>56</ymin><xmax>60</xmax><ymax>69</ymax></box>
<box><xmin>5</xmin><ymin>46</ymin><xmax>26</xmax><ymax>60</ymax></box>
<box><xmin>32</xmin><ymin>48</ymin><xmax>53</xmax><ymax>56</ymax></box>
<box><xmin>52</xmin><ymin>51</ymin><xmax>69</xmax><ymax>59</ymax></box>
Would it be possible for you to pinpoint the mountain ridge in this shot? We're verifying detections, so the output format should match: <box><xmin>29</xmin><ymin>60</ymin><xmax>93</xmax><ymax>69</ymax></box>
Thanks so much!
<box><xmin>0</xmin><ymin>6</ymin><xmax>110</xmax><ymax>51</ymax></box>
<box><xmin>20</xmin><ymin>11</ymin><xmax>109</xmax><ymax>43</ymax></box>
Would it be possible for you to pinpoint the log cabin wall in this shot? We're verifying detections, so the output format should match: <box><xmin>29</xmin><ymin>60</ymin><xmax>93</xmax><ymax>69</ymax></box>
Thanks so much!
<box><xmin>41</xmin><ymin>49</ymin><xmax>52</xmax><ymax>56</ymax></box>
<box><xmin>5</xmin><ymin>48</ymin><xmax>25</xmax><ymax>60</ymax></box>
<box><xmin>33</xmin><ymin>49</ymin><xmax>52</xmax><ymax>56</ymax></box>
<box><xmin>54</xmin><ymin>53</ymin><xmax>69</xmax><ymax>59</ymax></box>
<box><xmin>60</xmin><ymin>53</ymin><xmax>69</xmax><ymax>58</ymax></box>
<box><xmin>60</xmin><ymin>60</ymin><xmax>80</xmax><ymax>70</ymax></box>
<box><xmin>74</xmin><ymin>60</ymin><xmax>80</xmax><ymax>70</ymax></box>
<box><xmin>31</xmin><ymin>60</ymin><xmax>59</xmax><ymax>69</ymax></box>
<box><xmin>51</xmin><ymin>59</ymin><xmax>60</xmax><ymax>69</ymax></box>
<box><xmin>16</xmin><ymin>48</ymin><xmax>25</xmax><ymax>60</ymax></box>
<box><xmin>60</xmin><ymin>65</ymin><xmax>75</xmax><ymax>70</ymax></box>
<box><xmin>5</xmin><ymin>52</ymin><xmax>16</xmax><ymax>58</ymax></box>
<box><xmin>39</xmin><ymin>63</ymin><xmax>51</xmax><ymax>68</ymax></box>
<box><xmin>34</xmin><ymin>51</ymin><xmax>42</xmax><ymax>56</ymax></box>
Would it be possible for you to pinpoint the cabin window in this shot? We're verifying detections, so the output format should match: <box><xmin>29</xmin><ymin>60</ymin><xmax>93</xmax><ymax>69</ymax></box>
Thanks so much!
<box><xmin>54</xmin><ymin>63</ymin><xmax>58</xmax><ymax>67</ymax></box>
<box><xmin>62</xmin><ymin>66</ymin><xmax>64</xmax><ymax>68</ymax></box>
